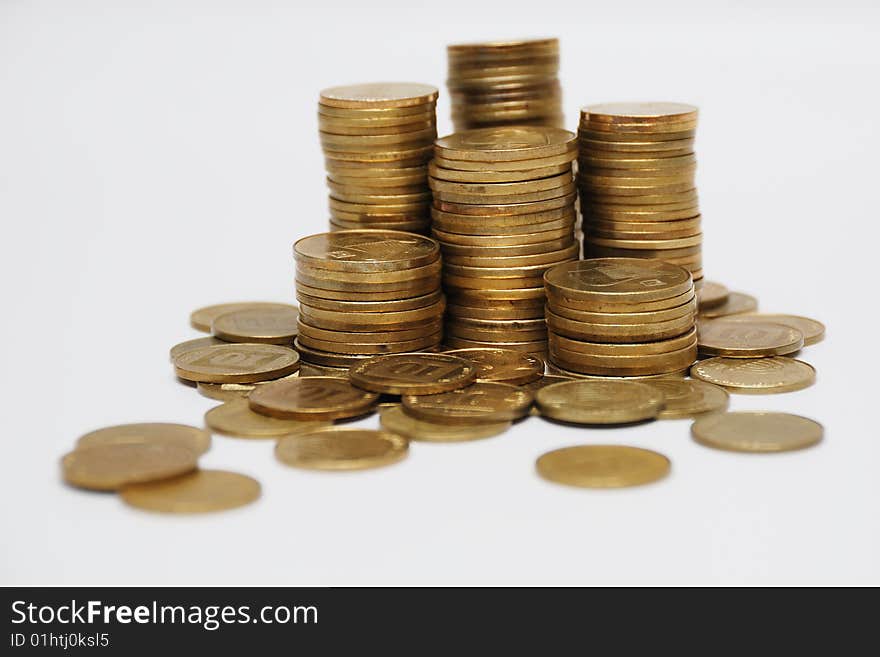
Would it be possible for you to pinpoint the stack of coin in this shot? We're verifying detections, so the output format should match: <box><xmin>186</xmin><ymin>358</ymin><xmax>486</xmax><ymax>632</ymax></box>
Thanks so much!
<box><xmin>543</xmin><ymin>258</ymin><xmax>698</xmax><ymax>376</ymax></box>
<box><xmin>319</xmin><ymin>82</ymin><xmax>439</xmax><ymax>233</ymax></box>
<box><xmin>293</xmin><ymin>230</ymin><xmax>445</xmax><ymax>371</ymax></box>
<box><xmin>578</xmin><ymin>103</ymin><xmax>703</xmax><ymax>285</ymax></box>
<box><xmin>446</xmin><ymin>38</ymin><xmax>563</xmax><ymax>132</ymax></box>
<box><xmin>429</xmin><ymin>126</ymin><xmax>579</xmax><ymax>357</ymax></box>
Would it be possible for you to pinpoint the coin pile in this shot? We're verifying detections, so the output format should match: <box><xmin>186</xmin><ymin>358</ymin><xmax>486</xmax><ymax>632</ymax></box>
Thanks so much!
<box><xmin>543</xmin><ymin>258</ymin><xmax>698</xmax><ymax>376</ymax></box>
<box><xmin>446</xmin><ymin>38</ymin><xmax>563</xmax><ymax>132</ymax></box>
<box><xmin>319</xmin><ymin>82</ymin><xmax>439</xmax><ymax>234</ymax></box>
<box><xmin>429</xmin><ymin>126</ymin><xmax>579</xmax><ymax>357</ymax></box>
<box><xmin>578</xmin><ymin>102</ymin><xmax>703</xmax><ymax>285</ymax></box>
<box><xmin>293</xmin><ymin>229</ymin><xmax>445</xmax><ymax>373</ymax></box>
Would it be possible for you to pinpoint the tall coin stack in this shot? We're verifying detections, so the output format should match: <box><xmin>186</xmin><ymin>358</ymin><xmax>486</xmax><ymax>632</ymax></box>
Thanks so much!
<box><xmin>429</xmin><ymin>126</ymin><xmax>580</xmax><ymax>358</ymax></box>
<box><xmin>446</xmin><ymin>38</ymin><xmax>563</xmax><ymax>132</ymax></box>
<box><xmin>319</xmin><ymin>83</ymin><xmax>439</xmax><ymax>234</ymax></box>
<box><xmin>293</xmin><ymin>230</ymin><xmax>445</xmax><ymax>375</ymax></box>
<box><xmin>577</xmin><ymin>103</ymin><xmax>703</xmax><ymax>285</ymax></box>
<box><xmin>543</xmin><ymin>258</ymin><xmax>698</xmax><ymax>377</ymax></box>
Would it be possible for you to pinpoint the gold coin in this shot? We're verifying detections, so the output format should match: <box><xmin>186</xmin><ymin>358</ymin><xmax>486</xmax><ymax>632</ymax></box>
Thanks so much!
<box><xmin>62</xmin><ymin>443</ymin><xmax>199</xmax><ymax>491</ymax></box>
<box><xmin>579</xmin><ymin>137</ymin><xmax>695</xmax><ymax>154</ymax></box>
<box><xmin>547</xmin><ymin>285</ymin><xmax>694</xmax><ymax>314</ymax></box>
<box><xmin>432</xmin><ymin>205</ymin><xmax>575</xmax><ymax>230</ymax></box>
<box><xmin>318</xmin><ymin>116</ymin><xmax>435</xmax><ymax>134</ymax></box>
<box><xmin>190</xmin><ymin>302</ymin><xmax>297</xmax><ymax>333</ymax></box>
<box><xmin>120</xmin><ymin>470</ymin><xmax>261</xmax><ymax>513</ymax></box>
<box><xmin>585</xmin><ymin>233</ymin><xmax>702</xmax><ymax>250</ymax></box>
<box><xmin>173</xmin><ymin>343</ymin><xmax>300</xmax><ymax>383</ymax></box>
<box><xmin>293</xmin><ymin>339</ymin><xmax>375</xmax><ymax>368</ymax></box>
<box><xmin>402</xmin><ymin>382</ymin><xmax>533</xmax><ymax>424</ymax></box>
<box><xmin>296</xmin><ymin>289</ymin><xmax>441</xmax><ymax>313</ymax></box>
<box><xmin>296</xmin><ymin>330</ymin><xmax>441</xmax><ymax>355</ymax></box>
<box><xmin>429</xmin><ymin>171</ymin><xmax>571</xmax><ymax>195</ymax></box>
<box><xmin>295</xmin><ymin>279</ymin><xmax>438</xmax><ymax>302</ymax></box>
<box><xmin>379</xmin><ymin>404</ymin><xmax>510</xmax><ymax>442</ymax></box>
<box><xmin>169</xmin><ymin>336</ymin><xmax>225</xmax><ymax>361</ymax></box>
<box><xmin>76</xmin><ymin>423</ymin><xmax>211</xmax><ymax>455</ymax></box>
<box><xmin>444</xmin><ymin>243</ymin><xmax>579</xmax><ymax>269</ymax></box>
<box><xmin>581</xmin><ymin>102</ymin><xmax>698</xmax><ymax>124</ymax></box>
<box><xmin>579</xmin><ymin>128</ymin><xmax>696</xmax><ymax>143</ymax></box>
<box><xmin>446</xmin><ymin>286</ymin><xmax>546</xmax><ymax>302</ymax></box>
<box><xmin>545</xmin><ymin>362</ymin><xmax>687</xmax><ymax>381</ymax></box>
<box><xmin>536</xmin><ymin>445</ymin><xmax>670</xmax><ymax>488</ymax></box>
<box><xmin>535</xmin><ymin>380</ymin><xmax>663</xmax><ymax>424</ymax></box>
<box><xmin>319</xmin><ymin>82</ymin><xmax>438</xmax><ymax>109</ymax></box>
<box><xmin>205</xmin><ymin>399</ymin><xmax>330</xmax><ymax>438</ymax></box>
<box><xmin>275</xmin><ymin>428</ymin><xmax>408</xmax><ymax>471</ymax></box>
<box><xmin>698</xmin><ymin>291</ymin><xmax>757</xmax><ymax>318</ymax></box>
<box><xmin>324</xmin><ymin>145</ymin><xmax>434</xmax><ymax>164</ymax></box>
<box><xmin>698</xmin><ymin>319</ymin><xmax>803</xmax><ymax>357</ymax></box>
<box><xmin>544</xmin><ymin>257</ymin><xmax>693</xmax><ymax>303</ymax></box>
<box><xmin>297</xmin><ymin>318</ymin><xmax>440</xmax><ymax>343</ymax></box>
<box><xmin>550</xmin><ymin>327</ymin><xmax>697</xmax><ymax>356</ymax></box>
<box><xmin>429</xmin><ymin>161</ymin><xmax>570</xmax><ymax>183</ymax></box>
<box><xmin>433</xmin><ymin>184</ymin><xmax>575</xmax><ymax>207</ymax></box>
<box><xmin>433</xmin><ymin>224</ymin><xmax>574</xmax><ymax>246</ymax></box>
<box><xmin>434</xmin><ymin>191</ymin><xmax>576</xmax><ymax>216</ymax></box>
<box><xmin>722</xmin><ymin>314</ymin><xmax>825</xmax><ymax>346</ymax></box>
<box><xmin>447</xmin><ymin>324</ymin><xmax>546</xmax><ymax>343</ymax></box>
<box><xmin>546</xmin><ymin>310</ymin><xmax>695</xmax><ymax>344</ymax></box>
<box><xmin>548</xmin><ymin>341</ymin><xmax>697</xmax><ymax>376</ymax></box>
<box><xmin>319</xmin><ymin>127</ymin><xmax>437</xmax><ymax>148</ymax></box>
<box><xmin>645</xmin><ymin>379</ymin><xmax>729</xmax><ymax>419</ymax></box>
<box><xmin>348</xmin><ymin>353</ymin><xmax>477</xmax><ymax>395</ymax></box>
<box><xmin>691</xmin><ymin>411</ymin><xmax>823</xmax><ymax>453</ymax></box>
<box><xmin>211</xmin><ymin>306</ymin><xmax>299</xmax><ymax>344</ymax></box>
<box><xmin>690</xmin><ymin>356</ymin><xmax>816</xmax><ymax>394</ymax></box>
<box><xmin>298</xmin><ymin>300</ymin><xmax>444</xmax><ymax>331</ymax></box>
<box><xmin>433</xmin><ymin>151</ymin><xmax>575</xmax><ymax>172</ymax></box>
<box><xmin>295</xmin><ymin>270</ymin><xmax>439</xmax><ymax>294</ymax></box>
<box><xmin>196</xmin><ymin>372</ymin><xmax>300</xmax><ymax>402</ymax></box>
<box><xmin>318</xmin><ymin>101</ymin><xmax>436</xmax><ymax>118</ymax></box>
<box><xmin>444</xmin><ymin>348</ymin><xmax>544</xmax><ymax>385</ymax></box>
<box><xmin>435</xmin><ymin>126</ymin><xmax>576</xmax><ymax>161</ymax></box>
<box><xmin>549</xmin><ymin>295</ymin><xmax>696</xmax><ymax>324</ymax></box>
<box><xmin>296</xmin><ymin>258</ymin><xmax>440</xmax><ymax>283</ymax></box>
<box><xmin>447</xmin><ymin>303</ymin><xmax>543</xmax><ymax>321</ymax></box>
<box><xmin>249</xmin><ymin>376</ymin><xmax>379</xmax><ymax>420</ymax></box>
<box><xmin>696</xmin><ymin>280</ymin><xmax>729</xmax><ymax>309</ymax></box>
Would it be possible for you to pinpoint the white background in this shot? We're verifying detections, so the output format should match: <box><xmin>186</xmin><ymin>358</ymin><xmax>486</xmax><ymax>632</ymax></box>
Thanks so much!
<box><xmin>2</xmin><ymin>0</ymin><xmax>878</xmax><ymax>585</ymax></box>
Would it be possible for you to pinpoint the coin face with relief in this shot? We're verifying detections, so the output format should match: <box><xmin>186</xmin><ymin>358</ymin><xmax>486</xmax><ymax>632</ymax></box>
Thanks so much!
<box><xmin>248</xmin><ymin>376</ymin><xmax>378</xmax><ymax>421</ymax></box>
<box><xmin>535</xmin><ymin>380</ymin><xmax>664</xmax><ymax>424</ymax></box>
<box><xmin>690</xmin><ymin>357</ymin><xmax>815</xmax><ymax>394</ymax></box>
<box><xmin>697</xmin><ymin>319</ymin><xmax>803</xmax><ymax>357</ymax></box>
<box><xmin>211</xmin><ymin>307</ymin><xmax>300</xmax><ymax>344</ymax></box>
<box><xmin>544</xmin><ymin>258</ymin><xmax>693</xmax><ymax>303</ymax></box>
<box><xmin>293</xmin><ymin>230</ymin><xmax>439</xmax><ymax>272</ymax></box>
<box><xmin>435</xmin><ymin>126</ymin><xmax>576</xmax><ymax>161</ymax></box>
<box><xmin>348</xmin><ymin>353</ymin><xmax>476</xmax><ymax>395</ymax></box>
<box><xmin>402</xmin><ymin>382</ymin><xmax>533</xmax><ymax>424</ymax></box>
<box><xmin>173</xmin><ymin>343</ymin><xmax>300</xmax><ymax>383</ymax></box>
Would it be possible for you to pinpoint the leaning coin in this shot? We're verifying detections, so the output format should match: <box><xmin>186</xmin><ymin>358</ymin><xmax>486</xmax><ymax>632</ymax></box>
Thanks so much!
<box><xmin>120</xmin><ymin>470</ymin><xmax>261</xmax><ymax>513</ymax></box>
<box><xmin>76</xmin><ymin>423</ymin><xmax>211</xmax><ymax>455</ymax></box>
<box><xmin>379</xmin><ymin>405</ymin><xmax>510</xmax><ymax>442</ymax></box>
<box><xmin>535</xmin><ymin>380</ymin><xmax>664</xmax><ymax>424</ymax></box>
<box><xmin>348</xmin><ymin>353</ymin><xmax>476</xmax><ymax>395</ymax></box>
<box><xmin>536</xmin><ymin>445</ymin><xmax>670</xmax><ymax>489</ymax></box>
<box><xmin>248</xmin><ymin>376</ymin><xmax>379</xmax><ymax>420</ymax></box>
<box><xmin>211</xmin><ymin>307</ymin><xmax>300</xmax><ymax>344</ymax></box>
<box><xmin>691</xmin><ymin>411</ymin><xmax>823</xmax><ymax>453</ymax></box>
<box><xmin>275</xmin><ymin>428</ymin><xmax>408</xmax><ymax>470</ymax></box>
<box><xmin>644</xmin><ymin>379</ymin><xmax>729</xmax><ymax>419</ymax></box>
<box><xmin>690</xmin><ymin>357</ymin><xmax>815</xmax><ymax>394</ymax></box>
<box><xmin>205</xmin><ymin>399</ymin><xmax>330</xmax><ymax>438</ymax></box>
<box><xmin>173</xmin><ymin>343</ymin><xmax>300</xmax><ymax>383</ymax></box>
<box><xmin>190</xmin><ymin>302</ymin><xmax>298</xmax><ymax>333</ymax></box>
<box><xmin>698</xmin><ymin>291</ymin><xmax>757</xmax><ymax>318</ymax></box>
<box><xmin>445</xmin><ymin>348</ymin><xmax>544</xmax><ymax>385</ymax></box>
<box><xmin>62</xmin><ymin>443</ymin><xmax>198</xmax><ymax>491</ymax></box>
<box><xmin>722</xmin><ymin>313</ymin><xmax>825</xmax><ymax>346</ymax></box>
<box><xmin>698</xmin><ymin>319</ymin><xmax>803</xmax><ymax>357</ymax></box>
<box><xmin>169</xmin><ymin>336</ymin><xmax>225</xmax><ymax>361</ymax></box>
<box><xmin>402</xmin><ymin>382</ymin><xmax>533</xmax><ymax>424</ymax></box>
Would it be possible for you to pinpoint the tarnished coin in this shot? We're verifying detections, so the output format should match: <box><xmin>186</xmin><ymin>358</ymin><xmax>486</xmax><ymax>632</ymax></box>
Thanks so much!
<box><xmin>205</xmin><ymin>399</ymin><xmax>330</xmax><ymax>438</ymax></box>
<box><xmin>723</xmin><ymin>313</ymin><xmax>825</xmax><ymax>346</ymax></box>
<box><xmin>211</xmin><ymin>307</ymin><xmax>299</xmax><ymax>344</ymax></box>
<box><xmin>690</xmin><ymin>357</ymin><xmax>816</xmax><ymax>394</ymax></box>
<box><xmin>275</xmin><ymin>428</ymin><xmax>408</xmax><ymax>470</ymax></box>
<box><xmin>379</xmin><ymin>405</ymin><xmax>510</xmax><ymax>442</ymax></box>
<box><xmin>535</xmin><ymin>380</ymin><xmax>664</xmax><ymax>424</ymax></box>
<box><xmin>445</xmin><ymin>348</ymin><xmax>544</xmax><ymax>385</ymax></box>
<box><xmin>76</xmin><ymin>423</ymin><xmax>211</xmax><ymax>455</ymax></box>
<box><xmin>62</xmin><ymin>443</ymin><xmax>199</xmax><ymax>491</ymax></box>
<box><xmin>174</xmin><ymin>343</ymin><xmax>300</xmax><ymax>383</ymax></box>
<box><xmin>698</xmin><ymin>319</ymin><xmax>803</xmax><ymax>357</ymax></box>
<box><xmin>190</xmin><ymin>302</ymin><xmax>297</xmax><ymax>333</ymax></box>
<box><xmin>196</xmin><ymin>372</ymin><xmax>300</xmax><ymax>402</ymax></box>
<box><xmin>169</xmin><ymin>336</ymin><xmax>225</xmax><ymax>361</ymax></box>
<box><xmin>402</xmin><ymin>382</ymin><xmax>533</xmax><ymax>424</ymax></box>
<box><xmin>691</xmin><ymin>411</ymin><xmax>823</xmax><ymax>453</ymax></box>
<box><xmin>319</xmin><ymin>82</ymin><xmax>439</xmax><ymax>109</ymax></box>
<box><xmin>536</xmin><ymin>445</ymin><xmax>671</xmax><ymax>489</ymax></box>
<box><xmin>645</xmin><ymin>379</ymin><xmax>729</xmax><ymax>419</ymax></box>
<box><xmin>435</xmin><ymin>126</ymin><xmax>576</xmax><ymax>162</ymax></box>
<box><xmin>120</xmin><ymin>470</ymin><xmax>261</xmax><ymax>513</ymax></box>
<box><xmin>544</xmin><ymin>257</ymin><xmax>693</xmax><ymax>304</ymax></box>
<box><xmin>698</xmin><ymin>291</ymin><xmax>757</xmax><ymax>318</ymax></box>
<box><xmin>348</xmin><ymin>353</ymin><xmax>476</xmax><ymax>395</ymax></box>
<box><xmin>293</xmin><ymin>230</ymin><xmax>439</xmax><ymax>272</ymax></box>
<box><xmin>248</xmin><ymin>376</ymin><xmax>379</xmax><ymax>420</ymax></box>
<box><xmin>696</xmin><ymin>281</ymin><xmax>729</xmax><ymax>309</ymax></box>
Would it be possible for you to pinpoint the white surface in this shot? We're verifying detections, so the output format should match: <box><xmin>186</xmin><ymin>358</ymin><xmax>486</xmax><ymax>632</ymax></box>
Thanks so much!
<box><xmin>2</xmin><ymin>0</ymin><xmax>879</xmax><ymax>586</ymax></box>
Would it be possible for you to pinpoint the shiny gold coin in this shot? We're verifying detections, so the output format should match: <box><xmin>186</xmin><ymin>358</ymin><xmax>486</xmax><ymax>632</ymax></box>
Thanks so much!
<box><xmin>443</xmin><ymin>243</ymin><xmax>579</xmax><ymax>268</ymax></box>
<box><xmin>432</xmin><ymin>205</ymin><xmax>574</xmax><ymax>230</ymax></box>
<box><xmin>190</xmin><ymin>302</ymin><xmax>297</xmax><ymax>333</ymax></box>
<box><xmin>249</xmin><ymin>376</ymin><xmax>378</xmax><ymax>420</ymax></box>
<box><xmin>581</xmin><ymin>102</ymin><xmax>698</xmax><ymax>124</ymax></box>
<box><xmin>120</xmin><ymin>469</ymin><xmax>260</xmax><ymax>513</ymax></box>
<box><xmin>205</xmin><ymin>399</ymin><xmax>330</xmax><ymax>438</ymax></box>
<box><xmin>444</xmin><ymin>348</ymin><xmax>543</xmax><ymax>385</ymax></box>
<box><xmin>585</xmin><ymin>233</ymin><xmax>702</xmax><ymax>250</ymax></box>
<box><xmin>690</xmin><ymin>357</ymin><xmax>816</xmax><ymax>394</ymax></box>
<box><xmin>691</xmin><ymin>411</ymin><xmax>823</xmax><ymax>453</ymax></box>
<box><xmin>579</xmin><ymin>128</ymin><xmax>696</xmax><ymax>143</ymax></box>
<box><xmin>298</xmin><ymin>300</ymin><xmax>444</xmax><ymax>331</ymax></box>
<box><xmin>324</xmin><ymin>145</ymin><xmax>434</xmax><ymax>164</ymax></box>
<box><xmin>348</xmin><ymin>353</ymin><xmax>477</xmax><ymax>395</ymax></box>
<box><xmin>169</xmin><ymin>336</ymin><xmax>225</xmax><ymax>361</ymax></box>
<box><xmin>447</xmin><ymin>303</ymin><xmax>544</xmax><ymax>321</ymax></box>
<box><xmin>434</xmin><ymin>191</ymin><xmax>576</xmax><ymax>216</ymax></box>
<box><xmin>402</xmin><ymin>382</ymin><xmax>533</xmax><ymax>424</ymax></box>
<box><xmin>433</xmin><ymin>151</ymin><xmax>575</xmax><ymax>172</ymax></box>
<box><xmin>548</xmin><ymin>341</ymin><xmax>697</xmax><ymax>376</ymax></box>
<box><xmin>319</xmin><ymin>127</ymin><xmax>436</xmax><ymax>148</ymax></box>
<box><xmin>696</xmin><ymin>280</ymin><xmax>729</xmax><ymax>309</ymax></box>
<box><xmin>536</xmin><ymin>445</ymin><xmax>670</xmax><ymax>489</ymax></box>
<box><xmin>435</xmin><ymin>126</ymin><xmax>576</xmax><ymax>162</ymax></box>
<box><xmin>76</xmin><ymin>423</ymin><xmax>211</xmax><ymax>455</ymax></box>
<box><xmin>319</xmin><ymin>82</ymin><xmax>438</xmax><ymax>109</ymax></box>
<box><xmin>295</xmin><ymin>270</ymin><xmax>439</xmax><ymax>294</ymax></box>
<box><xmin>62</xmin><ymin>443</ymin><xmax>199</xmax><ymax>491</ymax></box>
<box><xmin>447</xmin><ymin>285</ymin><xmax>546</xmax><ymax>302</ymax></box>
<box><xmin>211</xmin><ymin>306</ymin><xmax>299</xmax><ymax>344</ymax></box>
<box><xmin>429</xmin><ymin>161</ymin><xmax>571</xmax><ymax>183</ymax></box>
<box><xmin>549</xmin><ymin>295</ymin><xmax>696</xmax><ymax>325</ymax></box>
<box><xmin>196</xmin><ymin>372</ymin><xmax>299</xmax><ymax>402</ymax></box>
<box><xmin>173</xmin><ymin>343</ymin><xmax>300</xmax><ymax>383</ymax></box>
<box><xmin>535</xmin><ymin>380</ymin><xmax>663</xmax><ymax>424</ymax></box>
<box><xmin>440</xmin><ymin>235</ymin><xmax>574</xmax><ymax>258</ymax></box>
<box><xmin>546</xmin><ymin>285</ymin><xmax>694</xmax><ymax>314</ymax></box>
<box><xmin>318</xmin><ymin>101</ymin><xmax>436</xmax><ymax>118</ymax></box>
<box><xmin>296</xmin><ymin>257</ymin><xmax>440</xmax><ymax>282</ymax></box>
<box><xmin>698</xmin><ymin>319</ymin><xmax>803</xmax><ymax>357</ymax></box>
<box><xmin>296</xmin><ymin>289</ymin><xmax>441</xmax><ymax>313</ymax></box>
<box><xmin>447</xmin><ymin>324</ymin><xmax>546</xmax><ymax>343</ymax></box>
<box><xmin>318</xmin><ymin>116</ymin><xmax>435</xmax><ymax>134</ymax></box>
<box><xmin>275</xmin><ymin>428</ymin><xmax>408</xmax><ymax>471</ymax></box>
<box><xmin>544</xmin><ymin>257</ymin><xmax>693</xmax><ymax>303</ymax></box>
<box><xmin>546</xmin><ymin>309</ymin><xmax>695</xmax><ymax>344</ymax></box>
<box><xmin>698</xmin><ymin>291</ymin><xmax>757</xmax><ymax>318</ymax></box>
<box><xmin>379</xmin><ymin>404</ymin><xmax>510</xmax><ymax>442</ymax></box>
<box><xmin>722</xmin><ymin>314</ymin><xmax>825</xmax><ymax>346</ymax></box>
<box><xmin>429</xmin><ymin>171</ymin><xmax>571</xmax><ymax>195</ymax></box>
<box><xmin>579</xmin><ymin>137</ymin><xmax>695</xmax><ymax>154</ymax></box>
<box><xmin>645</xmin><ymin>379</ymin><xmax>729</xmax><ymax>419</ymax></box>
<box><xmin>329</xmin><ymin>218</ymin><xmax>430</xmax><ymax>233</ymax></box>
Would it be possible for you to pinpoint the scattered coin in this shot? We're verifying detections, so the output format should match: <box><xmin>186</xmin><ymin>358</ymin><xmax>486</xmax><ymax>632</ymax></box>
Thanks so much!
<box><xmin>205</xmin><ymin>399</ymin><xmax>330</xmax><ymax>438</ymax></box>
<box><xmin>536</xmin><ymin>445</ymin><xmax>671</xmax><ymax>488</ymax></box>
<box><xmin>348</xmin><ymin>353</ymin><xmax>476</xmax><ymax>395</ymax></box>
<box><xmin>698</xmin><ymin>291</ymin><xmax>757</xmax><ymax>318</ymax></box>
<box><xmin>173</xmin><ymin>343</ymin><xmax>300</xmax><ymax>383</ymax></box>
<box><xmin>76</xmin><ymin>423</ymin><xmax>211</xmax><ymax>455</ymax></box>
<box><xmin>248</xmin><ymin>376</ymin><xmax>379</xmax><ymax>420</ymax></box>
<box><xmin>690</xmin><ymin>356</ymin><xmax>816</xmax><ymax>394</ymax></box>
<box><xmin>211</xmin><ymin>306</ymin><xmax>300</xmax><ymax>344</ymax></box>
<box><xmin>691</xmin><ymin>411</ymin><xmax>823</xmax><ymax>453</ymax></box>
<box><xmin>195</xmin><ymin>372</ymin><xmax>300</xmax><ymax>402</ymax></box>
<box><xmin>169</xmin><ymin>336</ymin><xmax>225</xmax><ymax>361</ymax></box>
<box><xmin>120</xmin><ymin>470</ymin><xmax>261</xmax><ymax>513</ymax></box>
<box><xmin>275</xmin><ymin>428</ymin><xmax>408</xmax><ymax>470</ymax></box>
<box><xmin>723</xmin><ymin>313</ymin><xmax>825</xmax><ymax>346</ymax></box>
<box><xmin>444</xmin><ymin>348</ymin><xmax>544</xmax><ymax>385</ymax></box>
<box><xmin>402</xmin><ymin>382</ymin><xmax>533</xmax><ymax>424</ymax></box>
<box><xmin>535</xmin><ymin>380</ymin><xmax>664</xmax><ymax>424</ymax></box>
<box><xmin>696</xmin><ymin>281</ymin><xmax>729</xmax><ymax>309</ymax></box>
<box><xmin>645</xmin><ymin>379</ymin><xmax>729</xmax><ymax>419</ymax></box>
<box><xmin>62</xmin><ymin>443</ymin><xmax>199</xmax><ymax>491</ymax></box>
<box><xmin>379</xmin><ymin>405</ymin><xmax>510</xmax><ymax>442</ymax></box>
<box><xmin>697</xmin><ymin>319</ymin><xmax>804</xmax><ymax>357</ymax></box>
<box><xmin>189</xmin><ymin>302</ymin><xmax>298</xmax><ymax>333</ymax></box>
